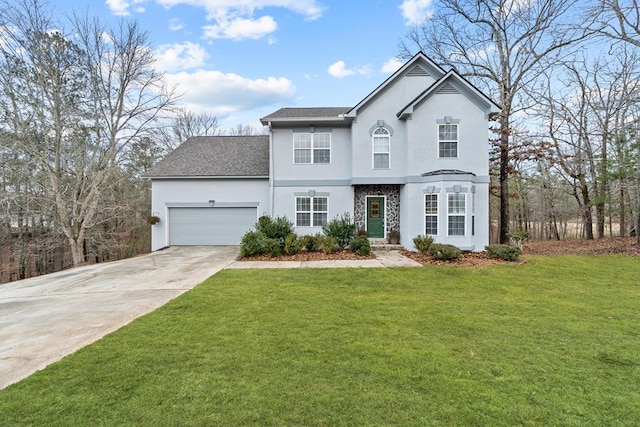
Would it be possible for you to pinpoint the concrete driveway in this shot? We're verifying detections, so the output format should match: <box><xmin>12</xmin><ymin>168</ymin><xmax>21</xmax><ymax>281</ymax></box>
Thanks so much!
<box><xmin>0</xmin><ymin>246</ymin><xmax>238</xmax><ymax>390</ymax></box>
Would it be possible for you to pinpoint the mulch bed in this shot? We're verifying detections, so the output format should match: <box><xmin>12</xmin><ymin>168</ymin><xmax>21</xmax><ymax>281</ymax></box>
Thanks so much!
<box><xmin>238</xmin><ymin>249</ymin><xmax>375</xmax><ymax>262</ymax></box>
<box><xmin>238</xmin><ymin>237</ymin><xmax>640</xmax><ymax>267</ymax></box>
<box><xmin>400</xmin><ymin>249</ymin><xmax>525</xmax><ymax>267</ymax></box>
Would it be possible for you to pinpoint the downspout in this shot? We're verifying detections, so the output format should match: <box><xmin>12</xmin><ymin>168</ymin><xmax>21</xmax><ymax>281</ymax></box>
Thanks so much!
<box><xmin>268</xmin><ymin>121</ymin><xmax>274</xmax><ymax>217</ymax></box>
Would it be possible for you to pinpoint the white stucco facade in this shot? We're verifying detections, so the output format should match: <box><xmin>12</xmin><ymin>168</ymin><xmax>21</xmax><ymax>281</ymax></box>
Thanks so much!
<box><xmin>146</xmin><ymin>52</ymin><xmax>500</xmax><ymax>251</ymax></box>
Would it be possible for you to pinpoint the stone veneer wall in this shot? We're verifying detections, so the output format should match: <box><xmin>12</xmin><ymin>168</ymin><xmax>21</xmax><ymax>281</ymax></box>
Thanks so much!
<box><xmin>353</xmin><ymin>185</ymin><xmax>401</xmax><ymax>234</ymax></box>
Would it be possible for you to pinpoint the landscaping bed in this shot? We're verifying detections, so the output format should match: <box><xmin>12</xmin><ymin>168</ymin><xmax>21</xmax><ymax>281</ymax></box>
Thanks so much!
<box><xmin>239</xmin><ymin>237</ymin><xmax>639</xmax><ymax>266</ymax></box>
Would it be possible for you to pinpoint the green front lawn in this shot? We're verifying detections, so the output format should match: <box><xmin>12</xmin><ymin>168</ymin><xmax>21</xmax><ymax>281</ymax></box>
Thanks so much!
<box><xmin>1</xmin><ymin>255</ymin><xmax>639</xmax><ymax>426</ymax></box>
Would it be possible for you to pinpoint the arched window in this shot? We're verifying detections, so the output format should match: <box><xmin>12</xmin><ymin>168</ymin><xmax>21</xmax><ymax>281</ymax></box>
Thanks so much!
<box><xmin>372</xmin><ymin>127</ymin><xmax>390</xmax><ymax>169</ymax></box>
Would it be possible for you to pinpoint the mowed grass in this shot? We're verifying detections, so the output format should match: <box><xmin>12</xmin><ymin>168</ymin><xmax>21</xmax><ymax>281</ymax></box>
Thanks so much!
<box><xmin>1</xmin><ymin>256</ymin><xmax>639</xmax><ymax>426</ymax></box>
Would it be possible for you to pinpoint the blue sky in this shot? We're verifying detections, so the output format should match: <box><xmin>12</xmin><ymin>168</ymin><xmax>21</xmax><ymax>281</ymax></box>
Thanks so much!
<box><xmin>57</xmin><ymin>0</ymin><xmax>433</xmax><ymax>129</ymax></box>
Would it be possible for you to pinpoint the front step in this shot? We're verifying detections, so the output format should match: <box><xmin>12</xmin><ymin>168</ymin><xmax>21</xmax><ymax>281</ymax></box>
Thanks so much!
<box><xmin>370</xmin><ymin>243</ymin><xmax>404</xmax><ymax>251</ymax></box>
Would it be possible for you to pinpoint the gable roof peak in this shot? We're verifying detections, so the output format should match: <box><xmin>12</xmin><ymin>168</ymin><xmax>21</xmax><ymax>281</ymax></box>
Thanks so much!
<box><xmin>346</xmin><ymin>51</ymin><xmax>446</xmax><ymax>118</ymax></box>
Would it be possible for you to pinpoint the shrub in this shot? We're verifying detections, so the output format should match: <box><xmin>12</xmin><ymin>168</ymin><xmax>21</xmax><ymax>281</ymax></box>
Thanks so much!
<box><xmin>263</xmin><ymin>237</ymin><xmax>283</xmax><ymax>257</ymax></box>
<box><xmin>301</xmin><ymin>234</ymin><xmax>322</xmax><ymax>252</ymax></box>
<box><xmin>413</xmin><ymin>235</ymin><xmax>434</xmax><ymax>254</ymax></box>
<box><xmin>322</xmin><ymin>212</ymin><xmax>356</xmax><ymax>249</ymax></box>
<box><xmin>255</xmin><ymin>215</ymin><xmax>294</xmax><ymax>241</ymax></box>
<box><xmin>240</xmin><ymin>231</ymin><xmax>268</xmax><ymax>257</ymax></box>
<box><xmin>428</xmin><ymin>243</ymin><xmax>462</xmax><ymax>261</ymax></box>
<box><xmin>350</xmin><ymin>235</ymin><xmax>371</xmax><ymax>256</ymax></box>
<box><xmin>321</xmin><ymin>236</ymin><xmax>339</xmax><ymax>254</ymax></box>
<box><xmin>486</xmin><ymin>244</ymin><xmax>522</xmax><ymax>261</ymax></box>
<box><xmin>357</xmin><ymin>228</ymin><xmax>369</xmax><ymax>236</ymax></box>
<box><xmin>283</xmin><ymin>233</ymin><xmax>303</xmax><ymax>255</ymax></box>
<box><xmin>507</xmin><ymin>230</ymin><xmax>529</xmax><ymax>250</ymax></box>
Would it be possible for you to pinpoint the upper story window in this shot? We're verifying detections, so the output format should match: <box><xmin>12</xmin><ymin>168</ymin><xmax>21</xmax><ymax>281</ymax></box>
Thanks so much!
<box><xmin>438</xmin><ymin>124</ymin><xmax>458</xmax><ymax>158</ymax></box>
<box><xmin>372</xmin><ymin>127</ymin><xmax>390</xmax><ymax>169</ymax></box>
<box><xmin>294</xmin><ymin>133</ymin><xmax>331</xmax><ymax>164</ymax></box>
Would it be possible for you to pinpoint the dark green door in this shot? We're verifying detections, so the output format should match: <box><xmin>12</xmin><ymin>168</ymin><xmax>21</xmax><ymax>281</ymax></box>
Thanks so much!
<box><xmin>366</xmin><ymin>197</ymin><xmax>385</xmax><ymax>238</ymax></box>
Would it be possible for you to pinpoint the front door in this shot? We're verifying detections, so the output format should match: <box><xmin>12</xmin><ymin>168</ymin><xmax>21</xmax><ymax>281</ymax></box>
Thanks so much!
<box><xmin>366</xmin><ymin>197</ymin><xmax>385</xmax><ymax>238</ymax></box>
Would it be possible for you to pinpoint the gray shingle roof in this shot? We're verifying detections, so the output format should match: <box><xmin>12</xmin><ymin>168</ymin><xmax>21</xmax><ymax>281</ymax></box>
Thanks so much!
<box><xmin>261</xmin><ymin>107</ymin><xmax>351</xmax><ymax>121</ymax></box>
<box><xmin>144</xmin><ymin>135</ymin><xmax>269</xmax><ymax>178</ymax></box>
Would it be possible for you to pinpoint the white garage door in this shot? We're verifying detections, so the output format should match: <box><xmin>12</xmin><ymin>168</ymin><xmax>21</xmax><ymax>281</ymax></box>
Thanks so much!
<box><xmin>169</xmin><ymin>207</ymin><xmax>256</xmax><ymax>245</ymax></box>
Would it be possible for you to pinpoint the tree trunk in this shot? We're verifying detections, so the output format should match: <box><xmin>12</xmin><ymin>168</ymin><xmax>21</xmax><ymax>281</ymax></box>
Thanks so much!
<box><xmin>499</xmin><ymin>115</ymin><xmax>510</xmax><ymax>244</ymax></box>
<box><xmin>620</xmin><ymin>185</ymin><xmax>626</xmax><ymax>236</ymax></box>
<box><xmin>68</xmin><ymin>237</ymin><xmax>85</xmax><ymax>267</ymax></box>
<box><xmin>580</xmin><ymin>177</ymin><xmax>594</xmax><ymax>240</ymax></box>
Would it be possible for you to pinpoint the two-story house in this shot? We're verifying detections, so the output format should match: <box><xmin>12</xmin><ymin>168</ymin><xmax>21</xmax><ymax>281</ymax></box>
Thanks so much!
<box><xmin>145</xmin><ymin>52</ymin><xmax>500</xmax><ymax>252</ymax></box>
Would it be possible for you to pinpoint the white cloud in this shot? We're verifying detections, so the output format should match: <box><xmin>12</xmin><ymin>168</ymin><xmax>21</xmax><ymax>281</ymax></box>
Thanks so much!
<box><xmin>106</xmin><ymin>0</ymin><xmax>131</xmax><ymax>16</ymax></box>
<box><xmin>154</xmin><ymin>42</ymin><xmax>207</xmax><ymax>72</ymax></box>
<box><xmin>399</xmin><ymin>0</ymin><xmax>433</xmax><ymax>25</ymax></box>
<box><xmin>105</xmin><ymin>0</ymin><xmax>147</xmax><ymax>15</ymax></box>
<box><xmin>149</xmin><ymin>0</ymin><xmax>324</xmax><ymax>40</ymax></box>
<box><xmin>203</xmin><ymin>16</ymin><xmax>277</xmax><ymax>41</ymax></box>
<box><xmin>164</xmin><ymin>69</ymin><xmax>296</xmax><ymax>116</ymax></box>
<box><xmin>154</xmin><ymin>0</ymin><xmax>324</xmax><ymax>21</ymax></box>
<box><xmin>327</xmin><ymin>61</ymin><xmax>371</xmax><ymax>79</ymax></box>
<box><xmin>381</xmin><ymin>58</ymin><xmax>403</xmax><ymax>74</ymax></box>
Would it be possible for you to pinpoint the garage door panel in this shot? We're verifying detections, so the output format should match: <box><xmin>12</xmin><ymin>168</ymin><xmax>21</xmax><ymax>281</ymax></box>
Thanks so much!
<box><xmin>169</xmin><ymin>207</ymin><xmax>256</xmax><ymax>245</ymax></box>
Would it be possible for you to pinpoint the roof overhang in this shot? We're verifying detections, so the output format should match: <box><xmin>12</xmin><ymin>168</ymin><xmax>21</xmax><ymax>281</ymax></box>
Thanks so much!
<box><xmin>143</xmin><ymin>175</ymin><xmax>269</xmax><ymax>180</ymax></box>
<box><xmin>260</xmin><ymin>116</ymin><xmax>353</xmax><ymax>127</ymax></box>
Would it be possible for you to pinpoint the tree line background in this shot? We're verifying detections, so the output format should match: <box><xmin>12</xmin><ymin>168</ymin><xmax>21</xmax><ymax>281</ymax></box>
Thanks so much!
<box><xmin>1</xmin><ymin>0</ymin><xmax>639</xmax><ymax>282</ymax></box>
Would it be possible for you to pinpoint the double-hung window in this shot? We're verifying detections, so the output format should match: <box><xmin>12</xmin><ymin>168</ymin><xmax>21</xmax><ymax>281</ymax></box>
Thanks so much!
<box><xmin>425</xmin><ymin>194</ymin><xmax>438</xmax><ymax>235</ymax></box>
<box><xmin>372</xmin><ymin>128</ymin><xmax>390</xmax><ymax>169</ymax></box>
<box><xmin>438</xmin><ymin>124</ymin><xmax>458</xmax><ymax>158</ymax></box>
<box><xmin>447</xmin><ymin>193</ymin><xmax>466</xmax><ymax>236</ymax></box>
<box><xmin>294</xmin><ymin>133</ymin><xmax>331</xmax><ymax>164</ymax></box>
<box><xmin>296</xmin><ymin>196</ymin><xmax>328</xmax><ymax>227</ymax></box>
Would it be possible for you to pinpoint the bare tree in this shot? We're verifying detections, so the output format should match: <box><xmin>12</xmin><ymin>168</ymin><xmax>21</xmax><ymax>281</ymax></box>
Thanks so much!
<box><xmin>157</xmin><ymin>109</ymin><xmax>221</xmax><ymax>152</ymax></box>
<box><xmin>0</xmin><ymin>0</ymin><xmax>176</xmax><ymax>266</ymax></box>
<box><xmin>399</xmin><ymin>0</ymin><xmax>584</xmax><ymax>243</ymax></box>
<box><xmin>590</xmin><ymin>0</ymin><xmax>640</xmax><ymax>244</ymax></box>
<box><xmin>226</xmin><ymin>123</ymin><xmax>268</xmax><ymax>136</ymax></box>
<box><xmin>592</xmin><ymin>0</ymin><xmax>640</xmax><ymax>47</ymax></box>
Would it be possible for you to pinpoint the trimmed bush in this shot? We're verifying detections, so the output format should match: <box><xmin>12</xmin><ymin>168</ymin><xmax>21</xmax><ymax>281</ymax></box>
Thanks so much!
<box><xmin>350</xmin><ymin>235</ymin><xmax>371</xmax><ymax>256</ymax></box>
<box><xmin>240</xmin><ymin>231</ymin><xmax>268</xmax><ymax>257</ymax></box>
<box><xmin>264</xmin><ymin>237</ymin><xmax>283</xmax><ymax>257</ymax></box>
<box><xmin>301</xmin><ymin>234</ymin><xmax>322</xmax><ymax>252</ymax></box>
<box><xmin>322</xmin><ymin>212</ymin><xmax>356</xmax><ymax>249</ymax></box>
<box><xmin>413</xmin><ymin>235</ymin><xmax>435</xmax><ymax>255</ymax></box>
<box><xmin>486</xmin><ymin>244</ymin><xmax>522</xmax><ymax>261</ymax></box>
<box><xmin>255</xmin><ymin>216</ymin><xmax>294</xmax><ymax>242</ymax></box>
<box><xmin>283</xmin><ymin>233</ymin><xmax>303</xmax><ymax>255</ymax></box>
<box><xmin>428</xmin><ymin>243</ymin><xmax>462</xmax><ymax>261</ymax></box>
<box><xmin>321</xmin><ymin>236</ymin><xmax>339</xmax><ymax>254</ymax></box>
<box><xmin>508</xmin><ymin>231</ymin><xmax>529</xmax><ymax>250</ymax></box>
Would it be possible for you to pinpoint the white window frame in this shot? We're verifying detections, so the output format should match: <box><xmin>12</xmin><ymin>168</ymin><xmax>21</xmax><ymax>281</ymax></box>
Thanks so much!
<box><xmin>372</xmin><ymin>127</ymin><xmax>390</xmax><ymax>169</ymax></box>
<box><xmin>447</xmin><ymin>193</ymin><xmax>466</xmax><ymax>236</ymax></box>
<box><xmin>293</xmin><ymin>133</ymin><xmax>331</xmax><ymax>164</ymax></box>
<box><xmin>295</xmin><ymin>196</ymin><xmax>328</xmax><ymax>227</ymax></box>
<box><xmin>438</xmin><ymin>124</ymin><xmax>458</xmax><ymax>158</ymax></box>
<box><xmin>425</xmin><ymin>194</ymin><xmax>438</xmax><ymax>236</ymax></box>
<box><xmin>471</xmin><ymin>192</ymin><xmax>475</xmax><ymax>236</ymax></box>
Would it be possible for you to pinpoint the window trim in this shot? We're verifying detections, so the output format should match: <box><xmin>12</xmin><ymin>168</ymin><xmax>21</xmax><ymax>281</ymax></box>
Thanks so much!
<box><xmin>372</xmin><ymin>127</ymin><xmax>390</xmax><ymax>169</ymax></box>
<box><xmin>438</xmin><ymin>123</ymin><xmax>459</xmax><ymax>159</ymax></box>
<box><xmin>447</xmin><ymin>193</ymin><xmax>466</xmax><ymax>236</ymax></box>
<box><xmin>295</xmin><ymin>196</ymin><xmax>328</xmax><ymax>227</ymax></box>
<box><xmin>293</xmin><ymin>132</ymin><xmax>331</xmax><ymax>165</ymax></box>
<box><xmin>424</xmin><ymin>193</ymin><xmax>439</xmax><ymax>236</ymax></box>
